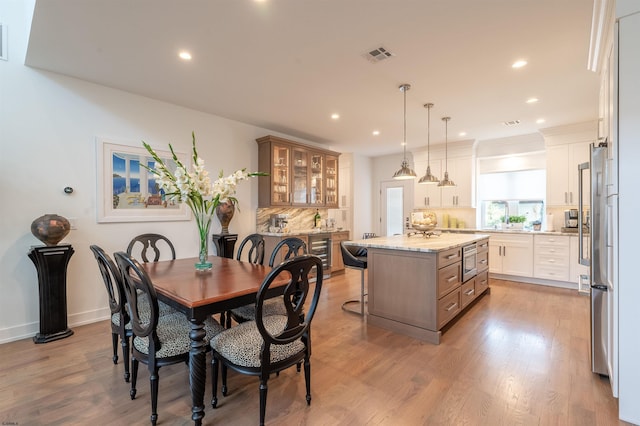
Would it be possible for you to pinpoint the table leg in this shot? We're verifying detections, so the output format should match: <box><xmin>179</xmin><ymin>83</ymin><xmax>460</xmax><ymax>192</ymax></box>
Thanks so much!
<box><xmin>189</xmin><ymin>318</ymin><xmax>207</xmax><ymax>425</ymax></box>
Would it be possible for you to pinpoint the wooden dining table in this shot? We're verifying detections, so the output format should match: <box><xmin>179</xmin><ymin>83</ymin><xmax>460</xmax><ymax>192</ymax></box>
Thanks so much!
<box><xmin>141</xmin><ymin>255</ymin><xmax>285</xmax><ymax>425</ymax></box>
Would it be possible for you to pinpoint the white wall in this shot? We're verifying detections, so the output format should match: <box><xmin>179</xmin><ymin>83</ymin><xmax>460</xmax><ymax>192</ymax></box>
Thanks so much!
<box><xmin>616</xmin><ymin>2</ymin><xmax>640</xmax><ymax>423</ymax></box>
<box><xmin>0</xmin><ymin>3</ymin><xmax>320</xmax><ymax>343</ymax></box>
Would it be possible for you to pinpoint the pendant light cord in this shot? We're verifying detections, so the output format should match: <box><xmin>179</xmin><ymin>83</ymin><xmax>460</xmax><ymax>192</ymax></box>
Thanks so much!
<box><xmin>403</xmin><ymin>86</ymin><xmax>407</xmax><ymax>161</ymax></box>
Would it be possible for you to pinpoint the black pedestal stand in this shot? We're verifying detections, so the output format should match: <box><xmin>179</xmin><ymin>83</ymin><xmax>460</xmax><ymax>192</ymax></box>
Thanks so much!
<box><xmin>28</xmin><ymin>244</ymin><xmax>75</xmax><ymax>344</ymax></box>
<box><xmin>211</xmin><ymin>234</ymin><xmax>238</xmax><ymax>259</ymax></box>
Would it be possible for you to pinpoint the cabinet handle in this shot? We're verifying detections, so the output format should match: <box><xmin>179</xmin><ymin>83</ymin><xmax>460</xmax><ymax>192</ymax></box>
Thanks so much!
<box><xmin>464</xmin><ymin>288</ymin><xmax>475</xmax><ymax>296</ymax></box>
<box><xmin>445</xmin><ymin>302</ymin><xmax>459</xmax><ymax>312</ymax></box>
<box><xmin>570</xmin><ymin>192</ymin><xmax>573</xmax><ymax>203</ymax></box>
<box><xmin>427</xmin><ymin>196</ymin><xmax>430</xmax><ymax>206</ymax></box>
<box><xmin>446</xmin><ymin>254</ymin><xmax>457</xmax><ymax>260</ymax></box>
<box><xmin>565</xmin><ymin>192</ymin><xmax>568</xmax><ymax>203</ymax></box>
<box><xmin>446</xmin><ymin>275</ymin><xmax>457</xmax><ymax>283</ymax></box>
<box><xmin>479</xmin><ymin>259</ymin><xmax>487</xmax><ymax>265</ymax></box>
<box><xmin>503</xmin><ymin>246</ymin><xmax>506</xmax><ymax>256</ymax></box>
<box><xmin>480</xmin><ymin>279</ymin><xmax>487</xmax><ymax>285</ymax></box>
<box><xmin>499</xmin><ymin>246</ymin><xmax>502</xmax><ymax>256</ymax></box>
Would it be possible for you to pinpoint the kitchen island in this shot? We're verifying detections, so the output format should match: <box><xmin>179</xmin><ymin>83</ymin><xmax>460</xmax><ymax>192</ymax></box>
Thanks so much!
<box><xmin>348</xmin><ymin>233</ymin><xmax>490</xmax><ymax>344</ymax></box>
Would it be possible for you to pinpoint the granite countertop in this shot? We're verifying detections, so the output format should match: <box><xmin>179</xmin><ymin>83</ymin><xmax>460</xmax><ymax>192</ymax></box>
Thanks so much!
<box><xmin>437</xmin><ymin>227</ymin><xmax>589</xmax><ymax>237</ymax></box>
<box><xmin>347</xmin><ymin>233</ymin><xmax>490</xmax><ymax>253</ymax></box>
<box><xmin>260</xmin><ymin>228</ymin><xmax>349</xmax><ymax>237</ymax></box>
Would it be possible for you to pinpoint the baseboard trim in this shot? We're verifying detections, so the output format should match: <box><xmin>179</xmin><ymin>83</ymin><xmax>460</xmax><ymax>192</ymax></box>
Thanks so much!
<box><xmin>0</xmin><ymin>307</ymin><xmax>110</xmax><ymax>345</ymax></box>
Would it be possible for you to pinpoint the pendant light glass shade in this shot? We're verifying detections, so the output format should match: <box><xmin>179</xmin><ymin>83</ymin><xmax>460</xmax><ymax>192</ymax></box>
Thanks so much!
<box><xmin>419</xmin><ymin>103</ymin><xmax>440</xmax><ymax>184</ymax></box>
<box><xmin>393</xmin><ymin>84</ymin><xmax>417</xmax><ymax>180</ymax></box>
<box><xmin>438</xmin><ymin>116</ymin><xmax>456</xmax><ymax>187</ymax></box>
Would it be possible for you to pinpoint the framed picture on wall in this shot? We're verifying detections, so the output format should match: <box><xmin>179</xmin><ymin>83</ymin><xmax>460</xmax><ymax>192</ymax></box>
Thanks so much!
<box><xmin>96</xmin><ymin>138</ymin><xmax>191</xmax><ymax>223</ymax></box>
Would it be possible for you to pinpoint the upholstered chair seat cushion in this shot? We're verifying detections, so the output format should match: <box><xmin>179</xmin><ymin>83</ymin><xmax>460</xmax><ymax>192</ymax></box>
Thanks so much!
<box><xmin>210</xmin><ymin>315</ymin><xmax>304</xmax><ymax>368</ymax></box>
<box><xmin>133</xmin><ymin>314</ymin><xmax>224</xmax><ymax>358</ymax></box>
<box><xmin>229</xmin><ymin>298</ymin><xmax>287</xmax><ymax>322</ymax></box>
<box><xmin>112</xmin><ymin>298</ymin><xmax>176</xmax><ymax>328</ymax></box>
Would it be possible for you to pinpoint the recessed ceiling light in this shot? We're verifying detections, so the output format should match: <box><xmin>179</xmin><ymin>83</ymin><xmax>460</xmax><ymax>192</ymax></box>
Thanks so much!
<box><xmin>459</xmin><ymin>132</ymin><xmax>467</xmax><ymax>137</ymax></box>
<box><xmin>178</xmin><ymin>51</ymin><xmax>192</xmax><ymax>61</ymax></box>
<box><xmin>536</xmin><ymin>118</ymin><xmax>546</xmax><ymax>124</ymax></box>
<box><xmin>331</xmin><ymin>113</ymin><xmax>340</xmax><ymax>120</ymax></box>
<box><xmin>372</xmin><ymin>130</ymin><xmax>380</xmax><ymax>136</ymax></box>
<box><xmin>526</xmin><ymin>97</ymin><xmax>539</xmax><ymax>104</ymax></box>
<box><xmin>512</xmin><ymin>60</ymin><xmax>527</xmax><ymax>68</ymax></box>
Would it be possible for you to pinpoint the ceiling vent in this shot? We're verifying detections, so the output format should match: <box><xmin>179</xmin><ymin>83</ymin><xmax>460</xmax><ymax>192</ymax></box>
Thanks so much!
<box><xmin>0</xmin><ymin>23</ymin><xmax>7</xmax><ymax>61</ymax></box>
<box><xmin>363</xmin><ymin>46</ymin><xmax>394</xmax><ymax>63</ymax></box>
<box><xmin>503</xmin><ymin>120</ymin><xmax>521</xmax><ymax>126</ymax></box>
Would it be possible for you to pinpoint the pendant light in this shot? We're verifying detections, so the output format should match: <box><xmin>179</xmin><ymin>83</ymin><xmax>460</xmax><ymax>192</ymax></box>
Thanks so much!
<box><xmin>419</xmin><ymin>103</ymin><xmax>440</xmax><ymax>184</ymax></box>
<box><xmin>392</xmin><ymin>83</ymin><xmax>417</xmax><ymax>180</ymax></box>
<box><xmin>438</xmin><ymin>116</ymin><xmax>456</xmax><ymax>187</ymax></box>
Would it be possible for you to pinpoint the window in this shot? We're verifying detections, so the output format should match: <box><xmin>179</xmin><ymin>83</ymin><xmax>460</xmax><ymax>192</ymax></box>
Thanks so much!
<box><xmin>481</xmin><ymin>200</ymin><xmax>544</xmax><ymax>229</ymax></box>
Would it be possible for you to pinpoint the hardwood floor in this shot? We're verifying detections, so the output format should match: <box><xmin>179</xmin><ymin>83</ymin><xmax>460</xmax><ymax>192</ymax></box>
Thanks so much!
<box><xmin>0</xmin><ymin>272</ymin><xmax>628</xmax><ymax>425</ymax></box>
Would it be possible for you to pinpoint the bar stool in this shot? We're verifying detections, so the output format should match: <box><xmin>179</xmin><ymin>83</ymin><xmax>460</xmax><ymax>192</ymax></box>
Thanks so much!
<box><xmin>340</xmin><ymin>241</ymin><xmax>368</xmax><ymax>316</ymax></box>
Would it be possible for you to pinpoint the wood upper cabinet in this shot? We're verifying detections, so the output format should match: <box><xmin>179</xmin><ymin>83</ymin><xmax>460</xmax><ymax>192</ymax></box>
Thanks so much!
<box><xmin>257</xmin><ymin>135</ymin><xmax>340</xmax><ymax>208</ymax></box>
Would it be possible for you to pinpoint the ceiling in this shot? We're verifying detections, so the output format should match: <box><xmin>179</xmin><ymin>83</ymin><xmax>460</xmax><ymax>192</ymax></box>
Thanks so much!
<box><xmin>24</xmin><ymin>0</ymin><xmax>599</xmax><ymax>157</ymax></box>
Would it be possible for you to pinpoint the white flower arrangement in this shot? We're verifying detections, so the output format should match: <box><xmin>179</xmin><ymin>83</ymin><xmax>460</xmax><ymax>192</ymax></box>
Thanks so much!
<box><xmin>142</xmin><ymin>132</ymin><xmax>265</xmax><ymax>267</ymax></box>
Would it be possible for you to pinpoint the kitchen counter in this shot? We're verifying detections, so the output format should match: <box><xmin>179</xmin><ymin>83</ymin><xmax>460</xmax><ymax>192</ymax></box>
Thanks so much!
<box><xmin>260</xmin><ymin>228</ymin><xmax>347</xmax><ymax>237</ymax></box>
<box><xmin>347</xmin><ymin>232</ymin><xmax>489</xmax><ymax>253</ymax></box>
<box><xmin>352</xmin><ymin>233</ymin><xmax>491</xmax><ymax>344</ymax></box>
<box><xmin>436</xmin><ymin>227</ymin><xmax>588</xmax><ymax>237</ymax></box>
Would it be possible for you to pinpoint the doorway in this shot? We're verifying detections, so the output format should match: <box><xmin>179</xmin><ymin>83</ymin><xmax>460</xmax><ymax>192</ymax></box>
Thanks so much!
<box><xmin>380</xmin><ymin>180</ymin><xmax>412</xmax><ymax>236</ymax></box>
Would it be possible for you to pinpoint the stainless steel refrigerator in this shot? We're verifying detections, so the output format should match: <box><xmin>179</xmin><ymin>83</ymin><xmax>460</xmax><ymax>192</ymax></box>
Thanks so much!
<box><xmin>579</xmin><ymin>142</ymin><xmax>610</xmax><ymax>376</ymax></box>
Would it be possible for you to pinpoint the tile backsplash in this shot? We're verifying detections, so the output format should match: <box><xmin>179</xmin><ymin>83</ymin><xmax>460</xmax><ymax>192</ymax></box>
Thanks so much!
<box><xmin>257</xmin><ymin>208</ymin><xmax>329</xmax><ymax>232</ymax></box>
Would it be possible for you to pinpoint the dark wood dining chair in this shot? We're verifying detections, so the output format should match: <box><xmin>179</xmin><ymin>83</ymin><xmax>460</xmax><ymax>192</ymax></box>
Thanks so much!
<box><xmin>114</xmin><ymin>251</ymin><xmax>225</xmax><ymax>425</ymax></box>
<box><xmin>210</xmin><ymin>255</ymin><xmax>324</xmax><ymax>426</ymax></box>
<box><xmin>126</xmin><ymin>233</ymin><xmax>176</xmax><ymax>263</ymax></box>
<box><xmin>89</xmin><ymin>245</ymin><xmax>132</xmax><ymax>382</ymax></box>
<box><xmin>268</xmin><ymin>236</ymin><xmax>308</xmax><ymax>267</ymax></box>
<box><xmin>236</xmin><ymin>233</ymin><xmax>265</xmax><ymax>264</ymax></box>
<box><xmin>228</xmin><ymin>236</ymin><xmax>307</xmax><ymax>326</ymax></box>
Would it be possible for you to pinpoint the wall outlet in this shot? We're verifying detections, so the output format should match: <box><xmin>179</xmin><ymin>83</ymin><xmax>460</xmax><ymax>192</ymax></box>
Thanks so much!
<box><xmin>68</xmin><ymin>217</ymin><xmax>78</xmax><ymax>230</ymax></box>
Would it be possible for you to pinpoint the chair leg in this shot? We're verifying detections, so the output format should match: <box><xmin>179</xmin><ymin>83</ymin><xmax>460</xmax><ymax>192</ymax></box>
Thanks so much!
<box><xmin>259</xmin><ymin>379</ymin><xmax>268</xmax><ymax>426</ymax></box>
<box><xmin>149</xmin><ymin>369</ymin><xmax>159</xmax><ymax>425</ymax></box>
<box><xmin>341</xmin><ymin>268</ymin><xmax>366</xmax><ymax>316</ymax></box>
<box><xmin>304</xmin><ymin>358</ymin><xmax>312</xmax><ymax>405</ymax></box>
<box><xmin>211</xmin><ymin>356</ymin><xmax>219</xmax><ymax>408</ymax></box>
<box><xmin>130</xmin><ymin>358</ymin><xmax>138</xmax><ymax>399</ymax></box>
<box><xmin>360</xmin><ymin>269</ymin><xmax>366</xmax><ymax>316</ymax></box>
<box><xmin>221</xmin><ymin>364</ymin><xmax>228</xmax><ymax>396</ymax></box>
<box><xmin>111</xmin><ymin>332</ymin><xmax>119</xmax><ymax>364</ymax></box>
<box><xmin>121</xmin><ymin>334</ymin><xmax>130</xmax><ymax>382</ymax></box>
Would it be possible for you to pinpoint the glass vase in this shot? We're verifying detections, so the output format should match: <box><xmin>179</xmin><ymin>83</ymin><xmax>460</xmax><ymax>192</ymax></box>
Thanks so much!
<box><xmin>194</xmin><ymin>211</ymin><xmax>213</xmax><ymax>271</ymax></box>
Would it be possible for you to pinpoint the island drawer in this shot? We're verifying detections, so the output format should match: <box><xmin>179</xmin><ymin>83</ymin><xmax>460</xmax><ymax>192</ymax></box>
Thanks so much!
<box><xmin>438</xmin><ymin>246</ymin><xmax>462</xmax><ymax>268</ymax></box>
<box><xmin>476</xmin><ymin>270</ymin><xmax>489</xmax><ymax>294</ymax></box>
<box><xmin>437</xmin><ymin>262</ymin><xmax>461</xmax><ymax>298</ymax></box>
<box><xmin>477</xmin><ymin>250</ymin><xmax>489</xmax><ymax>272</ymax></box>
<box><xmin>437</xmin><ymin>288</ymin><xmax>461</xmax><ymax>329</ymax></box>
<box><xmin>460</xmin><ymin>278</ymin><xmax>476</xmax><ymax>309</ymax></box>
<box><xmin>477</xmin><ymin>238</ymin><xmax>489</xmax><ymax>253</ymax></box>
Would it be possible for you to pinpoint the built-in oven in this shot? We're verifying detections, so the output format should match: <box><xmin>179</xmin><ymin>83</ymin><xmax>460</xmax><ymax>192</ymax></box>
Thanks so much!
<box><xmin>462</xmin><ymin>243</ymin><xmax>477</xmax><ymax>282</ymax></box>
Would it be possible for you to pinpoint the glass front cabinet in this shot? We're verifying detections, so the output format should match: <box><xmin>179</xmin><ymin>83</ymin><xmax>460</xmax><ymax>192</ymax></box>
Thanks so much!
<box><xmin>257</xmin><ymin>135</ymin><xmax>340</xmax><ymax>208</ymax></box>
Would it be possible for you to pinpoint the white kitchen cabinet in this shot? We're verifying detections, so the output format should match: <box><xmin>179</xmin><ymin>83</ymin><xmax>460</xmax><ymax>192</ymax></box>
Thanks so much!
<box><xmin>546</xmin><ymin>142</ymin><xmax>590</xmax><ymax>207</ymax></box>
<box><xmin>534</xmin><ymin>234</ymin><xmax>571</xmax><ymax>282</ymax></box>
<box><xmin>413</xmin><ymin>159</ymin><xmax>442</xmax><ymax>208</ymax></box>
<box><xmin>487</xmin><ymin>233</ymin><xmax>533</xmax><ymax>277</ymax></box>
<box><xmin>440</xmin><ymin>156</ymin><xmax>473</xmax><ymax>208</ymax></box>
